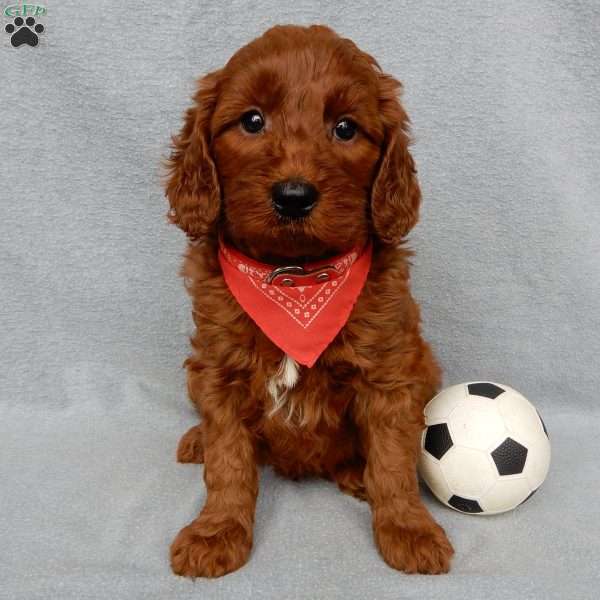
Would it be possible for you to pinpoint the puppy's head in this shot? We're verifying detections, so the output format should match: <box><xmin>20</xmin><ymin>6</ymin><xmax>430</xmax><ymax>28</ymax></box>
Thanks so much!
<box><xmin>166</xmin><ymin>25</ymin><xmax>420</xmax><ymax>261</ymax></box>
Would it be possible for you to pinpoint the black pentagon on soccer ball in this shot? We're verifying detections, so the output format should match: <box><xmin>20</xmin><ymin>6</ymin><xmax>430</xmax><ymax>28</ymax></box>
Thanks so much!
<box><xmin>424</xmin><ymin>423</ymin><xmax>453</xmax><ymax>460</ymax></box>
<box><xmin>467</xmin><ymin>382</ymin><xmax>505</xmax><ymax>399</ymax></box>
<box><xmin>448</xmin><ymin>495</ymin><xmax>483</xmax><ymax>513</ymax></box>
<box><xmin>491</xmin><ymin>437</ymin><xmax>528</xmax><ymax>475</ymax></box>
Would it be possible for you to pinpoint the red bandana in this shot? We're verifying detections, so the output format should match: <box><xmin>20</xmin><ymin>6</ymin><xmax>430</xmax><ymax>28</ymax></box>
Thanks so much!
<box><xmin>218</xmin><ymin>239</ymin><xmax>373</xmax><ymax>367</ymax></box>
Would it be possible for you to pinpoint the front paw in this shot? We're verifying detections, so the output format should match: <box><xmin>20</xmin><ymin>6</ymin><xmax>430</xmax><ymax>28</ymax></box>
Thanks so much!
<box><xmin>170</xmin><ymin>518</ymin><xmax>252</xmax><ymax>578</ymax></box>
<box><xmin>374</xmin><ymin>518</ymin><xmax>454</xmax><ymax>574</ymax></box>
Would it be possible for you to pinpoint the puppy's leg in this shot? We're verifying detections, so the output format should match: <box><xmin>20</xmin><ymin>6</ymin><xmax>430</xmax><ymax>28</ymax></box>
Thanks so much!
<box><xmin>171</xmin><ymin>376</ymin><xmax>258</xmax><ymax>578</ymax></box>
<box><xmin>333</xmin><ymin>458</ymin><xmax>367</xmax><ymax>501</ymax></box>
<box><xmin>355</xmin><ymin>386</ymin><xmax>454</xmax><ymax>574</ymax></box>
<box><xmin>176</xmin><ymin>423</ymin><xmax>205</xmax><ymax>464</ymax></box>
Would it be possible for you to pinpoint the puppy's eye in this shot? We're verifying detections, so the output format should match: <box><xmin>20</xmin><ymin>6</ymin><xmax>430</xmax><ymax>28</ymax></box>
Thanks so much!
<box><xmin>240</xmin><ymin>110</ymin><xmax>265</xmax><ymax>134</ymax></box>
<box><xmin>333</xmin><ymin>118</ymin><xmax>358</xmax><ymax>141</ymax></box>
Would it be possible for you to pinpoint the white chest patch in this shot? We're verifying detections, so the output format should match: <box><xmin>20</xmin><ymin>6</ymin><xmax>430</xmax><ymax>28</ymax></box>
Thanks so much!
<box><xmin>267</xmin><ymin>354</ymin><xmax>300</xmax><ymax>418</ymax></box>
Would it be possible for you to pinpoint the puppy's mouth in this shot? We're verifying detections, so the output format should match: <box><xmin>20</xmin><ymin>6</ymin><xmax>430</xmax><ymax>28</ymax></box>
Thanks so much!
<box><xmin>253</xmin><ymin>248</ymin><xmax>340</xmax><ymax>266</ymax></box>
<box><xmin>222</xmin><ymin>231</ymin><xmax>340</xmax><ymax>267</ymax></box>
<box><xmin>272</xmin><ymin>200</ymin><xmax>317</xmax><ymax>220</ymax></box>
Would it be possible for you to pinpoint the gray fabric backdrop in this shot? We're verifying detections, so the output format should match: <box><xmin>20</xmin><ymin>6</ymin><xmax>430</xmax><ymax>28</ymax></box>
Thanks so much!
<box><xmin>1</xmin><ymin>1</ymin><xmax>599</xmax><ymax>598</ymax></box>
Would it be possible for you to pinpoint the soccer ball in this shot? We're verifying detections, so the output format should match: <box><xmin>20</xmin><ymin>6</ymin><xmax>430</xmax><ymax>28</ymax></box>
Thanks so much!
<box><xmin>418</xmin><ymin>382</ymin><xmax>551</xmax><ymax>515</ymax></box>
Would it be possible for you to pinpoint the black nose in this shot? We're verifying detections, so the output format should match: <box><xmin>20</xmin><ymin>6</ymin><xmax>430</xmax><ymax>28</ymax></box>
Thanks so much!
<box><xmin>272</xmin><ymin>179</ymin><xmax>318</xmax><ymax>219</ymax></box>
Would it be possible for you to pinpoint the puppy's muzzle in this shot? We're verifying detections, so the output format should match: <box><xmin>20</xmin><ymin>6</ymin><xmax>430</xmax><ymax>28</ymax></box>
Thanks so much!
<box><xmin>272</xmin><ymin>179</ymin><xmax>318</xmax><ymax>219</ymax></box>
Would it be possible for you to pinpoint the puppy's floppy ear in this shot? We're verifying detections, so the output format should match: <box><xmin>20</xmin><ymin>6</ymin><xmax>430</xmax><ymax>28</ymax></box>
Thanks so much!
<box><xmin>165</xmin><ymin>69</ymin><xmax>223</xmax><ymax>239</ymax></box>
<box><xmin>370</xmin><ymin>73</ymin><xmax>421</xmax><ymax>245</ymax></box>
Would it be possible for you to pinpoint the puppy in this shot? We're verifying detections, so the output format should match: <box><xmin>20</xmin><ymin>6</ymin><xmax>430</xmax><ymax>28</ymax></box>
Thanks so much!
<box><xmin>165</xmin><ymin>24</ymin><xmax>453</xmax><ymax>577</ymax></box>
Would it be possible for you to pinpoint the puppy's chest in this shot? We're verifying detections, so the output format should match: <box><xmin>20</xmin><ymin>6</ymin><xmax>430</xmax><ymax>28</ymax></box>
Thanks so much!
<box><xmin>265</xmin><ymin>354</ymin><xmax>302</xmax><ymax>417</ymax></box>
<box><xmin>256</xmin><ymin>354</ymin><xmax>357</xmax><ymax>474</ymax></box>
<box><xmin>261</xmin><ymin>354</ymin><xmax>355</xmax><ymax>427</ymax></box>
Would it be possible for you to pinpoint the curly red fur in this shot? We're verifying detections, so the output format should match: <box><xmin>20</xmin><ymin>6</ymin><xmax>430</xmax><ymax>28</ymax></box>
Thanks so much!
<box><xmin>165</xmin><ymin>24</ymin><xmax>453</xmax><ymax>578</ymax></box>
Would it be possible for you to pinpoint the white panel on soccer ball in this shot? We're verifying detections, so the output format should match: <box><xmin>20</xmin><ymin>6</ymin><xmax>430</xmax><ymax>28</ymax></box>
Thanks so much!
<box><xmin>441</xmin><ymin>446</ymin><xmax>497</xmax><ymax>498</ymax></box>
<box><xmin>497</xmin><ymin>390</ymin><xmax>544</xmax><ymax>446</ymax></box>
<box><xmin>418</xmin><ymin>451</ymin><xmax>452</xmax><ymax>505</ymax></box>
<box><xmin>523</xmin><ymin>434</ymin><xmax>551</xmax><ymax>490</ymax></box>
<box><xmin>479</xmin><ymin>476</ymin><xmax>531</xmax><ymax>514</ymax></box>
<box><xmin>447</xmin><ymin>399</ymin><xmax>507</xmax><ymax>451</ymax></box>
<box><xmin>424</xmin><ymin>383</ymin><xmax>467</xmax><ymax>422</ymax></box>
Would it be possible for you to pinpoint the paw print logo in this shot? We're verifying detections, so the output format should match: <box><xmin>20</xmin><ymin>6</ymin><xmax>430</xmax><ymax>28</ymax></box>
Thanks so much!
<box><xmin>5</xmin><ymin>16</ymin><xmax>44</xmax><ymax>47</ymax></box>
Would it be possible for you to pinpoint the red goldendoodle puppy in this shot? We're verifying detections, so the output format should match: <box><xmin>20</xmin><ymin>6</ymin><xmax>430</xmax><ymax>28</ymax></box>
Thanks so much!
<box><xmin>165</xmin><ymin>24</ymin><xmax>453</xmax><ymax>577</ymax></box>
